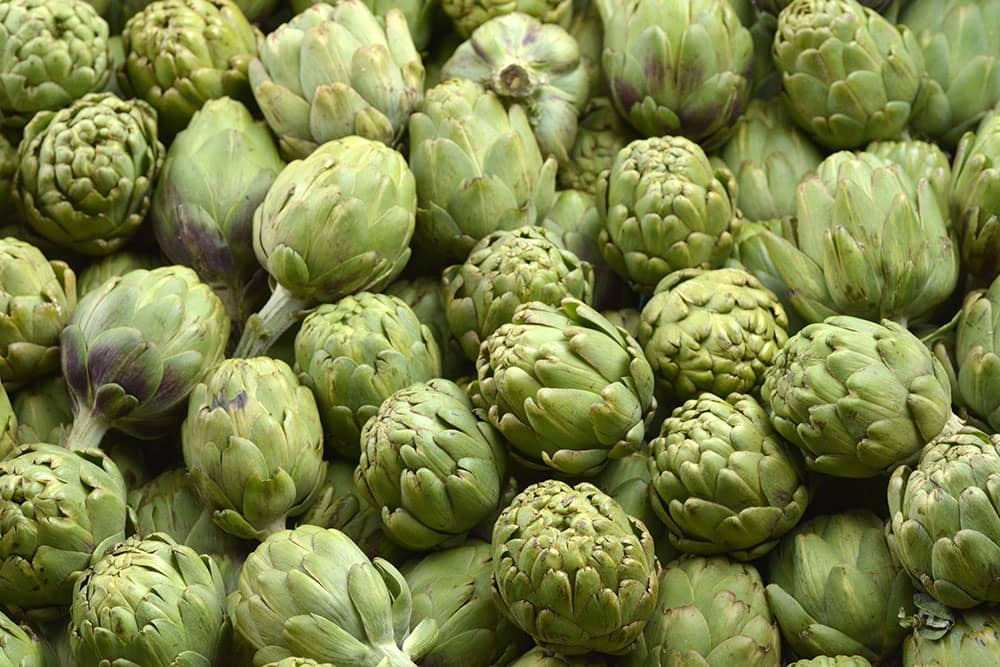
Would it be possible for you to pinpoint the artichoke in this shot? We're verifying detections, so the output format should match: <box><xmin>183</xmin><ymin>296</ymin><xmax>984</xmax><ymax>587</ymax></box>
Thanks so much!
<box><xmin>355</xmin><ymin>379</ymin><xmax>507</xmax><ymax>551</ymax></box>
<box><xmin>788</xmin><ymin>658</ymin><xmax>873</xmax><ymax>667</ymax></box>
<box><xmin>903</xmin><ymin>607</ymin><xmax>1000</xmax><ymax>667</ymax></box>
<box><xmin>262</xmin><ymin>660</ymin><xmax>334</xmax><ymax>667</ymax></box>
<box><xmin>0</xmin><ymin>609</ymin><xmax>44</xmax><ymax>666</ymax></box>
<box><xmin>761</xmin><ymin>316</ymin><xmax>954</xmax><ymax>478</ymax></box>
<box><xmin>638</xmin><ymin>268</ymin><xmax>789</xmax><ymax>402</ymax></box>
<box><xmin>866</xmin><ymin>138</ymin><xmax>951</xmax><ymax>207</ymax></box>
<box><xmin>230</xmin><ymin>524</ymin><xmax>438</xmax><ymax>666</ymax></box>
<box><xmin>235</xmin><ymin>135</ymin><xmax>416</xmax><ymax>359</ymax></box>
<box><xmin>384</xmin><ymin>278</ymin><xmax>450</xmax><ymax>354</ymax></box>
<box><xmin>508</xmin><ymin>648</ymin><xmax>608</xmax><ymax>667</ymax></box>
<box><xmin>60</xmin><ymin>265</ymin><xmax>230</xmax><ymax>451</ymax></box>
<box><xmin>492</xmin><ymin>480</ymin><xmax>660</xmax><ymax>655</ymax></box>
<box><xmin>11</xmin><ymin>376</ymin><xmax>69</xmax><ymax>448</ymax></box>
<box><xmin>556</xmin><ymin>97</ymin><xmax>636</xmax><ymax>196</ymax></box>
<box><xmin>0</xmin><ymin>444</ymin><xmax>128</xmax><ymax>619</ymax></box>
<box><xmin>152</xmin><ymin>97</ymin><xmax>284</xmax><ymax>328</ymax></box>
<box><xmin>648</xmin><ymin>392</ymin><xmax>809</xmax><ymax>560</ymax></box>
<box><xmin>76</xmin><ymin>252</ymin><xmax>161</xmax><ymax>299</ymax></box>
<box><xmin>766</xmin><ymin>511</ymin><xmax>915</xmax><ymax>661</ymax></box>
<box><xmin>597</xmin><ymin>136</ymin><xmax>737</xmax><ymax>294</ymax></box>
<box><xmin>0</xmin><ymin>238</ymin><xmax>76</xmax><ymax>389</ymax></box>
<box><xmin>950</xmin><ymin>109</ymin><xmax>1000</xmax><ymax>282</ymax></box>
<box><xmin>14</xmin><ymin>92</ymin><xmax>164</xmax><ymax>256</ymax></box>
<box><xmin>772</xmin><ymin>0</ymin><xmax>925</xmax><ymax>149</ymax></box>
<box><xmin>291</xmin><ymin>0</ymin><xmax>439</xmax><ymax>52</ymax></box>
<box><xmin>441</xmin><ymin>0</ymin><xmax>571</xmax><ymax>37</ymax></box>
<box><xmin>249</xmin><ymin>0</ymin><xmax>424</xmax><ymax>159</ymax></box>
<box><xmin>471</xmin><ymin>299</ymin><xmax>656</xmax><ymax>477</ymax></box>
<box><xmin>955</xmin><ymin>276</ymin><xmax>1000</xmax><ymax>430</ymax></box>
<box><xmin>118</xmin><ymin>0</ymin><xmax>257</xmax><ymax>136</ymax></box>
<box><xmin>443</xmin><ymin>226</ymin><xmax>594</xmax><ymax>361</ymax></box>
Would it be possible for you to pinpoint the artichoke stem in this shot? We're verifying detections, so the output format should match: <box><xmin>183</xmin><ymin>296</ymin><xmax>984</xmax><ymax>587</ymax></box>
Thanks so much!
<box><xmin>64</xmin><ymin>409</ymin><xmax>109</xmax><ymax>452</ymax></box>
<box><xmin>233</xmin><ymin>284</ymin><xmax>311</xmax><ymax>359</ymax></box>
<box><xmin>495</xmin><ymin>64</ymin><xmax>535</xmax><ymax>99</ymax></box>
<box><xmin>259</xmin><ymin>516</ymin><xmax>288</xmax><ymax>540</ymax></box>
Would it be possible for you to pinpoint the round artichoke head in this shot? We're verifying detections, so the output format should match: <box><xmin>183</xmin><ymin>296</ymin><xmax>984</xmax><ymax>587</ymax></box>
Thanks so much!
<box><xmin>956</xmin><ymin>277</ymin><xmax>1000</xmax><ymax>431</ymax></box>
<box><xmin>950</xmin><ymin>109</ymin><xmax>1000</xmax><ymax>283</ymax></box>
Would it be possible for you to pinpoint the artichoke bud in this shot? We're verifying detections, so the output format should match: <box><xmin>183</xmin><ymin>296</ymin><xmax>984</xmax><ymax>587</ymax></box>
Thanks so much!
<box><xmin>950</xmin><ymin>108</ymin><xmax>1000</xmax><ymax>283</ymax></box>
<box><xmin>956</xmin><ymin>277</ymin><xmax>1000</xmax><ymax>431</ymax></box>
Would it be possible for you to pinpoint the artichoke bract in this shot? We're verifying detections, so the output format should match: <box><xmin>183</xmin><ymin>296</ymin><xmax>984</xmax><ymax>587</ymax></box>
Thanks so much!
<box><xmin>471</xmin><ymin>299</ymin><xmax>656</xmax><ymax>477</ymax></box>
<box><xmin>14</xmin><ymin>93</ymin><xmax>164</xmax><ymax>256</ymax></box>
<box><xmin>294</xmin><ymin>292</ymin><xmax>440</xmax><ymax>461</ymax></box>
<box><xmin>492</xmin><ymin>480</ymin><xmax>660</xmax><ymax>655</ymax></box>
<box><xmin>76</xmin><ymin>252</ymin><xmax>161</xmax><ymax>299</ymax></box>
<box><xmin>772</xmin><ymin>0</ymin><xmax>925</xmax><ymax>149</ymax></box>
<box><xmin>152</xmin><ymin>97</ymin><xmax>284</xmax><ymax>329</ymax></box>
<box><xmin>624</xmin><ymin>556</ymin><xmax>781</xmax><ymax>666</ymax></box>
<box><xmin>0</xmin><ymin>444</ymin><xmax>128</xmax><ymax>620</ymax></box>
<box><xmin>597</xmin><ymin>136</ymin><xmax>737</xmax><ymax>295</ymax></box>
<box><xmin>250</xmin><ymin>0</ymin><xmax>424</xmax><ymax>160</ymax></box>
<box><xmin>766</xmin><ymin>511</ymin><xmax>915</xmax><ymax>661</ymax></box>
<box><xmin>69</xmin><ymin>533</ymin><xmax>229</xmax><ymax>667</ymax></box>
<box><xmin>639</xmin><ymin>268</ymin><xmax>789</xmax><ymax>402</ymax></box>
<box><xmin>557</xmin><ymin>97</ymin><xmax>636</xmax><ymax>196</ymax></box>
<box><xmin>0</xmin><ymin>0</ymin><xmax>112</xmax><ymax>128</ymax></box>
<box><xmin>649</xmin><ymin>392</ymin><xmax>809</xmax><ymax>561</ymax></box>
<box><xmin>866</xmin><ymin>138</ymin><xmax>952</xmax><ymax>208</ymax></box>
<box><xmin>0</xmin><ymin>238</ymin><xmax>76</xmax><ymax>389</ymax></box>
<box><xmin>236</xmin><ymin>135</ymin><xmax>416</xmax><ymax>359</ymax></box>
<box><xmin>231</xmin><ymin>525</ymin><xmax>438</xmax><ymax>667</ymax></box>
<box><xmin>407</xmin><ymin>79</ymin><xmax>557</xmax><ymax>269</ymax></box>
<box><xmin>599</xmin><ymin>0</ymin><xmax>754</xmax><ymax>150</ymax></box>
<box><xmin>355</xmin><ymin>379</ymin><xmax>507</xmax><ymax>551</ymax></box>
<box><xmin>951</xmin><ymin>109</ymin><xmax>1000</xmax><ymax>282</ymax></box>
<box><xmin>442</xmin><ymin>12</ymin><xmax>589</xmax><ymax>162</ymax></box>
<box><xmin>118</xmin><ymin>0</ymin><xmax>257</xmax><ymax>136</ymax></box>
<box><xmin>442</xmin><ymin>0</ymin><xmax>570</xmax><ymax>37</ymax></box>
<box><xmin>60</xmin><ymin>265</ymin><xmax>230</xmax><ymax>451</ymax></box>
<box><xmin>443</xmin><ymin>226</ymin><xmax>594</xmax><ymax>361</ymax></box>
<box><xmin>903</xmin><ymin>608</ymin><xmax>1000</xmax><ymax>666</ymax></box>
<box><xmin>0</xmin><ymin>608</ymin><xmax>44</xmax><ymax>666</ymax></box>
<box><xmin>292</xmin><ymin>0</ymin><xmax>439</xmax><ymax>52</ymax></box>
<box><xmin>761</xmin><ymin>316</ymin><xmax>954</xmax><ymax>478</ymax></box>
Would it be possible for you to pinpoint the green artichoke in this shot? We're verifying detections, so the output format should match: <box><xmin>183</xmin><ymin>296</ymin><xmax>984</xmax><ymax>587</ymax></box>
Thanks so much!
<box><xmin>597</xmin><ymin>136</ymin><xmax>737</xmax><ymax>295</ymax></box>
<box><xmin>403</xmin><ymin>541</ymin><xmax>530</xmax><ymax>666</ymax></box>
<box><xmin>76</xmin><ymin>252</ymin><xmax>161</xmax><ymax>299</ymax></box>
<box><xmin>648</xmin><ymin>392</ymin><xmax>809</xmax><ymax>560</ymax></box>
<box><xmin>385</xmin><ymin>277</ymin><xmax>468</xmax><ymax>380</ymax></box>
<box><xmin>407</xmin><ymin>78</ymin><xmax>557</xmax><ymax>269</ymax></box>
<box><xmin>294</xmin><ymin>292</ymin><xmax>441</xmax><ymax>461</ymax></box>
<box><xmin>152</xmin><ymin>97</ymin><xmax>284</xmax><ymax>328</ymax></box>
<box><xmin>60</xmin><ymin>265</ymin><xmax>230</xmax><ymax>450</ymax></box>
<box><xmin>0</xmin><ymin>444</ymin><xmax>128</xmax><ymax>619</ymax></box>
<box><xmin>236</xmin><ymin>135</ymin><xmax>416</xmax><ymax>359</ymax></box>
<box><xmin>291</xmin><ymin>0</ymin><xmax>439</xmax><ymax>52</ymax></box>
<box><xmin>556</xmin><ymin>97</ymin><xmax>635</xmax><ymax>196</ymax></box>
<box><xmin>14</xmin><ymin>93</ymin><xmax>164</xmax><ymax>256</ymax></box>
<box><xmin>230</xmin><ymin>524</ymin><xmax>438</xmax><ymax>667</ymax></box>
<box><xmin>761</xmin><ymin>316</ymin><xmax>954</xmax><ymax>478</ymax></box>
<box><xmin>956</xmin><ymin>277</ymin><xmax>1000</xmax><ymax>429</ymax></box>
<box><xmin>624</xmin><ymin>555</ymin><xmax>781</xmax><ymax>666</ymax></box>
<box><xmin>250</xmin><ymin>1</ymin><xmax>424</xmax><ymax>160</ymax></box>
<box><xmin>0</xmin><ymin>238</ymin><xmax>76</xmax><ymax>388</ymax></box>
<box><xmin>492</xmin><ymin>480</ymin><xmax>660</xmax><ymax>655</ymax></box>
<box><xmin>443</xmin><ymin>226</ymin><xmax>594</xmax><ymax>361</ymax></box>
<box><xmin>471</xmin><ymin>299</ymin><xmax>656</xmax><ymax>477</ymax></box>
<box><xmin>638</xmin><ymin>268</ymin><xmax>789</xmax><ymax>401</ymax></box>
<box><xmin>355</xmin><ymin>379</ymin><xmax>507</xmax><ymax>551</ymax></box>
<box><xmin>508</xmin><ymin>648</ymin><xmax>608</xmax><ymax>667</ymax></box>
<box><xmin>903</xmin><ymin>607</ymin><xmax>1000</xmax><ymax>667</ymax></box>
<box><xmin>118</xmin><ymin>0</ymin><xmax>257</xmax><ymax>136</ymax></box>
<box><xmin>772</xmin><ymin>0</ymin><xmax>925</xmax><ymax>149</ymax></box>
<box><xmin>602</xmin><ymin>308</ymin><xmax>642</xmax><ymax>339</ymax></box>
<box><xmin>866</xmin><ymin>138</ymin><xmax>952</xmax><ymax>207</ymax></box>
<box><xmin>950</xmin><ymin>109</ymin><xmax>1000</xmax><ymax>282</ymax></box>
<box><xmin>0</xmin><ymin>0</ymin><xmax>112</xmax><ymax>128</ymax></box>
<box><xmin>788</xmin><ymin>657</ymin><xmax>873</xmax><ymax>667</ymax></box>
<box><xmin>11</xmin><ymin>376</ymin><xmax>69</xmax><ymax>448</ymax></box>
<box><xmin>441</xmin><ymin>0</ymin><xmax>571</xmax><ymax>37</ymax></box>
<box><xmin>0</xmin><ymin>609</ymin><xmax>44</xmax><ymax>666</ymax></box>
<box><xmin>0</xmin><ymin>137</ymin><xmax>15</xmax><ymax>218</ymax></box>
<box><xmin>599</xmin><ymin>0</ymin><xmax>754</xmax><ymax>150</ymax></box>
<box><xmin>766</xmin><ymin>511</ymin><xmax>915</xmax><ymax>661</ymax></box>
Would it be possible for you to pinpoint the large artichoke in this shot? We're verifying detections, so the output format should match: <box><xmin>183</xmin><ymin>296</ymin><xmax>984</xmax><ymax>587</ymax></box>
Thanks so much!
<box><xmin>950</xmin><ymin>109</ymin><xmax>1000</xmax><ymax>282</ymax></box>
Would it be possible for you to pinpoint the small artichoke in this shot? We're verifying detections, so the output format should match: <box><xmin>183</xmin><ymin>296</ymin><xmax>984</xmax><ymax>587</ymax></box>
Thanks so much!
<box><xmin>441</xmin><ymin>0</ymin><xmax>571</xmax><ymax>37</ymax></box>
<box><xmin>903</xmin><ymin>607</ymin><xmax>1000</xmax><ymax>667</ymax></box>
<box><xmin>950</xmin><ymin>109</ymin><xmax>1000</xmax><ymax>282</ymax></box>
<box><xmin>557</xmin><ymin>97</ymin><xmax>635</xmax><ymax>196</ymax></box>
<box><xmin>0</xmin><ymin>609</ymin><xmax>45</xmax><ymax>666</ymax></box>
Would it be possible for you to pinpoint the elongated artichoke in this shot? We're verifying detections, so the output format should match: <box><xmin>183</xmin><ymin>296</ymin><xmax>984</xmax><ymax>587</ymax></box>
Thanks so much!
<box><xmin>442</xmin><ymin>0</ymin><xmax>571</xmax><ymax>37</ymax></box>
<box><xmin>0</xmin><ymin>609</ymin><xmax>45</xmax><ymax>666</ymax></box>
<box><xmin>231</xmin><ymin>524</ymin><xmax>439</xmax><ymax>666</ymax></box>
<box><xmin>250</xmin><ymin>1</ymin><xmax>423</xmax><ymax>159</ymax></box>
<box><xmin>903</xmin><ymin>606</ymin><xmax>1000</xmax><ymax>666</ymax></box>
<box><xmin>14</xmin><ymin>93</ymin><xmax>164</xmax><ymax>256</ymax></box>
<box><xmin>557</xmin><ymin>97</ymin><xmax>636</xmax><ymax>196</ymax></box>
<box><xmin>492</xmin><ymin>480</ymin><xmax>660</xmax><ymax>655</ymax></box>
<box><xmin>236</xmin><ymin>135</ymin><xmax>416</xmax><ymax>359</ymax></box>
<box><xmin>76</xmin><ymin>252</ymin><xmax>161</xmax><ymax>299</ymax></box>
<box><xmin>951</xmin><ymin>109</ymin><xmax>1000</xmax><ymax>282</ymax></box>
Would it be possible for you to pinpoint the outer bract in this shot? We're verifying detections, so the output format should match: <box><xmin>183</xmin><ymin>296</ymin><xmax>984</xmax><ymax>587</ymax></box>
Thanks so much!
<box><xmin>950</xmin><ymin>109</ymin><xmax>1000</xmax><ymax>282</ymax></box>
<box><xmin>0</xmin><ymin>238</ymin><xmax>76</xmax><ymax>388</ymax></box>
<box><xmin>766</xmin><ymin>511</ymin><xmax>915</xmax><ymax>661</ymax></box>
<box><xmin>557</xmin><ymin>97</ymin><xmax>636</xmax><ymax>196</ymax></box>
<box><xmin>788</xmin><ymin>657</ymin><xmax>872</xmax><ymax>667</ymax></box>
<box><xmin>600</xmin><ymin>0</ymin><xmax>754</xmax><ymax>150</ymax></box>
<box><xmin>237</xmin><ymin>135</ymin><xmax>416</xmax><ymax>359</ymax></box>
<box><xmin>230</xmin><ymin>524</ymin><xmax>438</xmax><ymax>667</ymax></box>
<box><xmin>294</xmin><ymin>293</ymin><xmax>441</xmax><ymax>461</ymax></box>
<box><xmin>624</xmin><ymin>556</ymin><xmax>780</xmax><ymax>666</ymax></box>
<box><xmin>0</xmin><ymin>444</ymin><xmax>128</xmax><ymax>619</ymax></box>
<box><xmin>0</xmin><ymin>0</ymin><xmax>111</xmax><ymax>128</ymax></box>
<box><xmin>471</xmin><ymin>299</ymin><xmax>656</xmax><ymax>477</ymax></box>
<box><xmin>903</xmin><ymin>608</ymin><xmax>1000</xmax><ymax>667</ymax></box>
<box><xmin>866</xmin><ymin>138</ymin><xmax>951</xmax><ymax>207</ymax></box>
<box><xmin>69</xmin><ymin>533</ymin><xmax>228</xmax><ymax>667</ymax></box>
<box><xmin>761</xmin><ymin>316</ymin><xmax>953</xmax><ymax>478</ymax></box>
<box><xmin>250</xmin><ymin>1</ymin><xmax>424</xmax><ymax>159</ymax></box>
<box><xmin>152</xmin><ymin>97</ymin><xmax>284</xmax><ymax>328</ymax></box>
<box><xmin>119</xmin><ymin>0</ymin><xmax>257</xmax><ymax>136</ymax></box>
<box><xmin>597</xmin><ymin>136</ymin><xmax>737</xmax><ymax>294</ymax></box>
<box><xmin>638</xmin><ymin>268</ymin><xmax>788</xmax><ymax>401</ymax></box>
<box><xmin>772</xmin><ymin>0</ymin><xmax>924</xmax><ymax>149</ymax></box>
<box><xmin>0</xmin><ymin>608</ymin><xmax>45</xmax><ymax>666</ymax></box>
<box><xmin>442</xmin><ymin>0</ymin><xmax>571</xmax><ymax>37</ymax></box>
<box><xmin>649</xmin><ymin>392</ymin><xmax>809</xmax><ymax>560</ymax></box>
<box><xmin>60</xmin><ymin>266</ymin><xmax>230</xmax><ymax>450</ymax></box>
<box><xmin>76</xmin><ymin>253</ymin><xmax>161</xmax><ymax>299</ymax></box>
<box><xmin>491</xmin><ymin>480</ymin><xmax>660</xmax><ymax>655</ymax></box>
<box><xmin>407</xmin><ymin>79</ymin><xmax>557</xmax><ymax>269</ymax></box>
<box><xmin>14</xmin><ymin>93</ymin><xmax>164</xmax><ymax>256</ymax></box>
<box><xmin>443</xmin><ymin>226</ymin><xmax>594</xmax><ymax>361</ymax></box>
